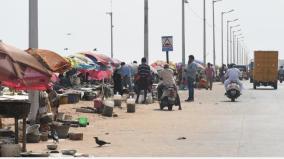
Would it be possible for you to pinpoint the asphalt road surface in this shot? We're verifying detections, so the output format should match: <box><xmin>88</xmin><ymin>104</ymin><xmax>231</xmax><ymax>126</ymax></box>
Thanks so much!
<box><xmin>27</xmin><ymin>81</ymin><xmax>284</xmax><ymax>157</ymax></box>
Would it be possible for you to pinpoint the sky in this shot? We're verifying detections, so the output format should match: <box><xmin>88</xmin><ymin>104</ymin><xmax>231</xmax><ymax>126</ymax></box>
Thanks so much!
<box><xmin>0</xmin><ymin>0</ymin><xmax>284</xmax><ymax>65</ymax></box>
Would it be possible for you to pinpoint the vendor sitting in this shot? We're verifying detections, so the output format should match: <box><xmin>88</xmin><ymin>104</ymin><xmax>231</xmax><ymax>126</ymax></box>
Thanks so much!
<box><xmin>47</xmin><ymin>88</ymin><xmax>60</xmax><ymax>121</ymax></box>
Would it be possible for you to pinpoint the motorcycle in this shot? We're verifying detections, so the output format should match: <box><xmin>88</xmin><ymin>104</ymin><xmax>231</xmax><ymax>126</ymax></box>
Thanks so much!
<box><xmin>225</xmin><ymin>82</ymin><xmax>241</xmax><ymax>102</ymax></box>
<box><xmin>159</xmin><ymin>85</ymin><xmax>181</xmax><ymax>111</ymax></box>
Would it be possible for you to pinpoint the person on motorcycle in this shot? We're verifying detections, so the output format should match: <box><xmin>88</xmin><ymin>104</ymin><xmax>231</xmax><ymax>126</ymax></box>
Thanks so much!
<box><xmin>224</xmin><ymin>64</ymin><xmax>243</xmax><ymax>93</ymax></box>
<box><xmin>157</xmin><ymin>64</ymin><xmax>175</xmax><ymax>99</ymax></box>
<box><xmin>157</xmin><ymin>64</ymin><xmax>181</xmax><ymax>110</ymax></box>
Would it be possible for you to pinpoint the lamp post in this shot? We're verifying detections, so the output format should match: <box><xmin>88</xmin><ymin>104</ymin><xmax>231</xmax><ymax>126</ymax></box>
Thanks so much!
<box><xmin>28</xmin><ymin>0</ymin><xmax>39</xmax><ymax>152</ymax></box>
<box><xmin>106</xmin><ymin>12</ymin><xmax>114</xmax><ymax>58</ymax></box>
<box><xmin>29</xmin><ymin>0</ymin><xmax>38</xmax><ymax>48</ymax></box>
<box><xmin>230</xmin><ymin>25</ymin><xmax>240</xmax><ymax>63</ymax></box>
<box><xmin>182</xmin><ymin>0</ymin><xmax>189</xmax><ymax>65</ymax></box>
<box><xmin>221</xmin><ymin>9</ymin><xmax>234</xmax><ymax>65</ymax></box>
<box><xmin>203</xmin><ymin>0</ymin><xmax>206</xmax><ymax>65</ymax></box>
<box><xmin>212</xmin><ymin>0</ymin><xmax>222</xmax><ymax>67</ymax></box>
<box><xmin>144</xmin><ymin>0</ymin><xmax>149</xmax><ymax>63</ymax></box>
<box><xmin>232</xmin><ymin>30</ymin><xmax>241</xmax><ymax>64</ymax></box>
<box><xmin>237</xmin><ymin>37</ymin><xmax>244</xmax><ymax>64</ymax></box>
<box><xmin>226</xmin><ymin>19</ymin><xmax>238</xmax><ymax>64</ymax></box>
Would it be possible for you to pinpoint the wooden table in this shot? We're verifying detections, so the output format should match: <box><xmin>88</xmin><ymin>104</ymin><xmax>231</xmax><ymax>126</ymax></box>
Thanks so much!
<box><xmin>0</xmin><ymin>99</ymin><xmax>31</xmax><ymax>152</ymax></box>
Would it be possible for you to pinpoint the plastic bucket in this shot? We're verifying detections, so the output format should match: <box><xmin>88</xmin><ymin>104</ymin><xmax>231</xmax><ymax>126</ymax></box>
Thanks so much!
<box><xmin>59</xmin><ymin>95</ymin><xmax>68</xmax><ymax>105</ymax></box>
<box><xmin>55</xmin><ymin>125</ymin><xmax>70</xmax><ymax>139</ymax></box>
<box><xmin>78</xmin><ymin>117</ymin><xmax>88</xmax><ymax>127</ymax></box>
<box><xmin>127</xmin><ymin>104</ymin><xmax>136</xmax><ymax>113</ymax></box>
<box><xmin>102</xmin><ymin>105</ymin><xmax>113</xmax><ymax>117</ymax></box>
<box><xmin>114</xmin><ymin>100</ymin><xmax>122</xmax><ymax>107</ymax></box>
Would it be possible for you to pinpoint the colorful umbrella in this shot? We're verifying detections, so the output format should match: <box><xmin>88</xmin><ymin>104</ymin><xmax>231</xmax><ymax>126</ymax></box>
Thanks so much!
<box><xmin>26</xmin><ymin>48</ymin><xmax>71</xmax><ymax>73</ymax></box>
<box><xmin>151</xmin><ymin>60</ymin><xmax>176</xmax><ymax>72</ymax></box>
<box><xmin>66</xmin><ymin>54</ymin><xmax>99</xmax><ymax>70</ymax></box>
<box><xmin>79</xmin><ymin>52</ymin><xmax>113</xmax><ymax>66</ymax></box>
<box><xmin>0</xmin><ymin>41</ymin><xmax>51</xmax><ymax>90</ymax></box>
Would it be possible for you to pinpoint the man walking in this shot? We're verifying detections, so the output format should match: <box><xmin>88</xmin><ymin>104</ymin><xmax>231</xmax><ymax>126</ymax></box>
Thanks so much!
<box><xmin>185</xmin><ymin>55</ymin><xmax>197</xmax><ymax>102</ymax></box>
<box><xmin>120</xmin><ymin>62</ymin><xmax>132</xmax><ymax>92</ymax></box>
<box><xmin>135</xmin><ymin>57</ymin><xmax>151</xmax><ymax>104</ymax></box>
<box><xmin>205</xmin><ymin>63</ymin><xmax>215</xmax><ymax>90</ymax></box>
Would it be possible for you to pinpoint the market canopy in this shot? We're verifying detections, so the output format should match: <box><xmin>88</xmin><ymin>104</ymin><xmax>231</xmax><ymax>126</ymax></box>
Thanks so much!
<box><xmin>26</xmin><ymin>48</ymin><xmax>71</xmax><ymax>73</ymax></box>
<box><xmin>79</xmin><ymin>52</ymin><xmax>114</xmax><ymax>66</ymax></box>
<box><xmin>0</xmin><ymin>41</ymin><xmax>51</xmax><ymax>90</ymax></box>
<box><xmin>66</xmin><ymin>54</ymin><xmax>99</xmax><ymax>70</ymax></box>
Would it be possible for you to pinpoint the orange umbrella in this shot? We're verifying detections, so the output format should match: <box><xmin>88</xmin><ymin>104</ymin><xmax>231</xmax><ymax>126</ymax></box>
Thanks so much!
<box><xmin>26</xmin><ymin>48</ymin><xmax>71</xmax><ymax>73</ymax></box>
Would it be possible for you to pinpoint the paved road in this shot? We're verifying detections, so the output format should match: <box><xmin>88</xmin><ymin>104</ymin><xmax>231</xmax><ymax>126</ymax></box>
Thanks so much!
<box><xmin>27</xmin><ymin>81</ymin><xmax>284</xmax><ymax>157</ymax></box>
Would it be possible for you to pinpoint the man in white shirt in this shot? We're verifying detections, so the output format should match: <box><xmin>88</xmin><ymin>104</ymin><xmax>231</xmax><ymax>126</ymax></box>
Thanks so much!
<box><xmin>224</xmin><ymin>64</ymin><xmax>243</xmax><ymax>92</ymax></box>
<box><xmin>157</xmin><ymin>64</ymin><xmax>175</xmax><ymax>100</ymax></box>
<box><xmin>159</xmin><ymin>64</ymin><xmax>175</xmax><ymax>86</ymax></box>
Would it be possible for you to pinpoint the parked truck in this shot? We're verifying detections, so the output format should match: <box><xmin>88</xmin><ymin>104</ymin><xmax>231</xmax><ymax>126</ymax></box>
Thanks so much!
<box><xmin>253</xmin><ymin>51</ymin><xmax>278</xmax><ymax>89</ymax></box>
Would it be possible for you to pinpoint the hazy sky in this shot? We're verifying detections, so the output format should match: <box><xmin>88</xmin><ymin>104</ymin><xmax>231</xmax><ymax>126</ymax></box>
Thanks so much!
<box><xmin>1</xmin><ymin>0</ymin><xmax>284</xmax><ymax>64</ymax></box>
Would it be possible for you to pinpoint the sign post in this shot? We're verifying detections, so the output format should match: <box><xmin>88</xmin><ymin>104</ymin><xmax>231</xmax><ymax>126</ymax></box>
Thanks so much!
<box><xmin>162</xmin><ymin>36</ymin><xmax>173</xmax><ymax>64</ymax></box>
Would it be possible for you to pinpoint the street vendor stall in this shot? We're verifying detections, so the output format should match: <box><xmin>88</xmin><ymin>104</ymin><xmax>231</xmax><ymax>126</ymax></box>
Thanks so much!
<box><xmin>0</xmin><ymin>41</ymin><xmax>52</xmax><ymax>153</ymax></box>
<box><xmin>0</xmin><ymin>96</ymin><xmax>30</xmax><ymax>152</ymax></box>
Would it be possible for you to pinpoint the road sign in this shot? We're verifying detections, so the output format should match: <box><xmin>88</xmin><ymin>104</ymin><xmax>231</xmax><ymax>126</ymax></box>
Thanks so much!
<box><xmin>162</xmin><ymin>36</ymin><xmax>173</xmax><ymax>52</ymax></box>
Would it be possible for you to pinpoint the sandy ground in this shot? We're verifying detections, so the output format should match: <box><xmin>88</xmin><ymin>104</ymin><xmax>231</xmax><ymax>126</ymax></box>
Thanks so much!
<box><xmin>3</xmin><ymin>81</ymin><xmax>284</xmax><ymax>156</ymax></box>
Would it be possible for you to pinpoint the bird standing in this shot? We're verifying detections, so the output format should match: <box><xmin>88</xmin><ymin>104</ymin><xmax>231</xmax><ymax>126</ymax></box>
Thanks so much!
<box><xmin>94</xmin><ymin>137</ymin><xmax>111</xmax><ymax>147</ymax></box>
<box><xmin>51</xmin><ymin>130</ymin><xmax>59</xmax><ymax>144</ymax></box>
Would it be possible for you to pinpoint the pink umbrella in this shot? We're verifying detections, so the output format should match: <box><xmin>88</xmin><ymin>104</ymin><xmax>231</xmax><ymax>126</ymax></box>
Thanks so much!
<box><xmin>0</xmin><ymin>41</ymin><xmax>51</xmax><ymax>90</ymax></box>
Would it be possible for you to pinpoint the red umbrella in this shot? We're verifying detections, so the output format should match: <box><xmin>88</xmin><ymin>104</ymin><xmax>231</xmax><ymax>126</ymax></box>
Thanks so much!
<box><xmin>85</xmin><ymin>70</ymin><xmax>112</xmax><ymax>80</ymax></box>
<box><xmin>26</xmin><ymin>48</ymin><xmax>71</xmax><ymax>73</ymax></box>
<box><xmin>0</xmin><ymin>41</ymin><xmax>51</xmax><ymax>90</ymax></box>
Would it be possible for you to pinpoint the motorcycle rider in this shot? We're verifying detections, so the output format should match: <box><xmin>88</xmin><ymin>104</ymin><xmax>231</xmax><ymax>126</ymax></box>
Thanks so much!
<box><xmin>224</xmin><ymin>64</ymin><xmax>243</xmax><ymax>93</ymax></box>
<box><xmin>157</xmin><ymin>64</ymin><xmax>175</xmax><ymax>99</ymax></box>
<box><xmin>157</xmin><ymin>64</ymin><xmax>181</xmax><ymax>110</ymax></box>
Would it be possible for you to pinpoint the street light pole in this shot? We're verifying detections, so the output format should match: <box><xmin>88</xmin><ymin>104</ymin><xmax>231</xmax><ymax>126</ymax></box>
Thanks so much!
<box><xmin>221</xmin><ymin>9</ymin><xmax>234</xmax><ymax>65</ymax></box>
<box><xmin>230</xmin><ymin>25</ymin><xmax>240</xmax><ymax>63</ymax></box>
<box><xmin>182</xmin><ymin>0</ymin><xmax>189</xmax><ymax>65</ymax></box>
<box><xmin>237</xmin><ymin>37</ymin><xmax>244</xmax><ymax>64</ymax></box>
<box><xmin>212</xmin><ymin>0</ymin><xmax>221</xmax><ymax>67</ymax></box>
<box><xmin>106</xmin><ymin>12</ymin><xmax>114</xmax><ymax>58</ymax></box>
<box><xmin>29</xmin><ymin>0</ymin><xmax>38</xmax><ymax>48</ymax></box>
<box><xmin>28</xmin><ymin>0</ymin><xmax>39</xmax><ymax>151</ymax></box>
<box><xmin>232</xmin><ymin>30</ymin><xmax>241</xmax><ymax>63</ymax></box>
<box><xmin>144</xmin><ymin>0</ymin><xmax>149</xmax><ymax>64</ymax></box>
<box><xmin>203</xmin><ymin>0</ymin><xmax>206</xmax><ymax>65</ymax></box>
<box><xmin>226</xmin><ymin>19</ymin><xmax>238</xmax><ymax>65</ymax></box>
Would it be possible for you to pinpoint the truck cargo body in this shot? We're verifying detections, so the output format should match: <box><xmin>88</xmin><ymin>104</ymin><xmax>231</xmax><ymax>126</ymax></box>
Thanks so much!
<box><xmin>253</xmin><ymin>51</ymin><xmax>278</xmax><ymax>89</ymax></box>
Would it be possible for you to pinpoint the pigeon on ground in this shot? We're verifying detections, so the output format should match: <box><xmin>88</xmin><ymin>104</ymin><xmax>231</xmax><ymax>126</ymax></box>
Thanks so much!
<box><xmin>94</xmin><ymin>137</ymin><xmax>111</xmax><ymax>147</ymax></box>
<box><xmin>51</xmin><ymin>130</ymin><xmax>59</xmax><ymax>143</ymax></box>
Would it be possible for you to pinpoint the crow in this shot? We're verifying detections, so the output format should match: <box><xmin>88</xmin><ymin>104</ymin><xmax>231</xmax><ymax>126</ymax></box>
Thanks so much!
<box><xmin>51</xmin><ymin>130</ymin><xmax>59</xmax><ymax>143</ymax></box>
<box><xmin>94</xmin><ymin>137</ymin><xmax>111</xmax><ymax>147</ymax></box>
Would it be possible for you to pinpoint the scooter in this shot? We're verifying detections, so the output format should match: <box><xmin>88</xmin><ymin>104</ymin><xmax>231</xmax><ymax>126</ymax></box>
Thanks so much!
<box><xmin>225</xmin><ymin>82</ymin><xmax>241</xmax><ymax>102</ymax></box>
<box><xmin>159</xmin><ymin>85</ymin><xmax>181</xmax><ymax>111</ymax></box>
